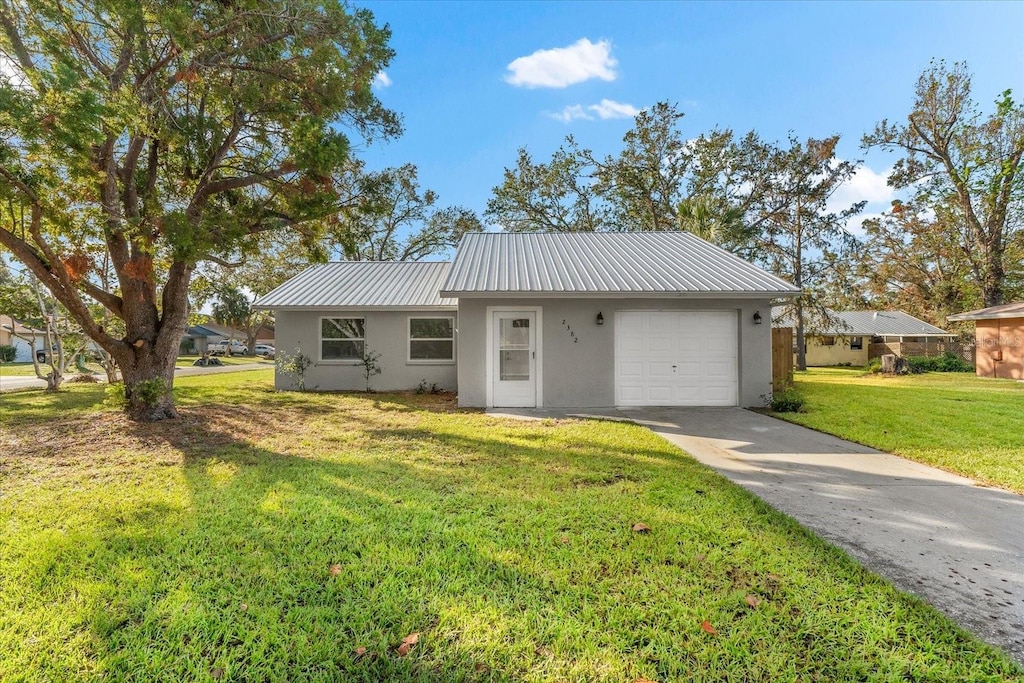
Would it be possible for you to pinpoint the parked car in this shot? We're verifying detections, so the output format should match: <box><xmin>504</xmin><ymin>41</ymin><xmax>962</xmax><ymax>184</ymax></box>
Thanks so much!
<box><xmin>254</xmin><ymin>343</ymin><xmax>276</xmax><ymax>357</ymax></box>
<box><xmin>35</xmin><ymin>345</ymin><xmax>60</xmax><ymax>363</ymax></box>
<box><xmin>209</xmin><ymin>340</ymin><xmax>249</xmax><ymax>356</ymax></box>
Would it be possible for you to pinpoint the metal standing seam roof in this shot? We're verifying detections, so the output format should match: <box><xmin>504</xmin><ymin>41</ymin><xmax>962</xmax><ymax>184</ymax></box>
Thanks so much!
<box><xmin>253</xmin><ymin>261</ymin><xmax>457</xmax><ymax>309</ymax></box>
<box><xmin>773</xmin><ymin>308</ymin><xmax>954</xmax><ymax>336</ymax></box>
<box><xmin>439</xmin><ymin>232</ymin><xmax>800</xmax><ymax>296</ymax></box>
<box><xmin>947</xmin><ymin>302</ymin><xmax>1024</xmax><ymax>321</ymax></box>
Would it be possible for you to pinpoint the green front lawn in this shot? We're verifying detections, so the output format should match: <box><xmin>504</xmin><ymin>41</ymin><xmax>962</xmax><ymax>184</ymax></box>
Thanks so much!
<box><xmin>2</xmin><ymin>372</ymin><xmax>1019</xmax><ymax>681</ymax></box>
<box><xmin>776</xmin><ymin>368</ymin><xmax>1024</xmax><ymax>494</ymax></box>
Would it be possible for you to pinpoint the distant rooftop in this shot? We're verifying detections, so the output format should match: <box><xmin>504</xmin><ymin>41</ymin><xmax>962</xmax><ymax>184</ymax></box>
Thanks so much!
<box><xmin>947</xmin><ymin>302</ymin><xmax>1024</xmax><ymax>322</ymax></box>
<box><xmin>773</xmin><ymin>309</ymin><xmax>954</xmax><ymax>337</ymax></box>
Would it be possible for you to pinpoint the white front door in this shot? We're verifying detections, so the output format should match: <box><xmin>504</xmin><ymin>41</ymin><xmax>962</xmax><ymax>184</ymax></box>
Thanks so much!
<box><xmin>492</xmin><ymin>311</ymin><xmax>537</xmax><ymax>407</ymax></box>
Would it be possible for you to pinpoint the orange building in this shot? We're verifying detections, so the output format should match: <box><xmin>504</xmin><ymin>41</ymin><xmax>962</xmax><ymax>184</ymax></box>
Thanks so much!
<box><xmin>948</xmin><ymin>303</ymin><xmax>1024</xmax><ymax>380</ymax></box>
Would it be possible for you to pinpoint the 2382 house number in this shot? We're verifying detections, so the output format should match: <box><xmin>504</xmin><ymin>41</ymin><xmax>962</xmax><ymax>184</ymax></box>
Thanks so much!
<box><xmin>561</xmin><ymin>319</ymin><xmax>579</xmax><ymax>343</ymax></box>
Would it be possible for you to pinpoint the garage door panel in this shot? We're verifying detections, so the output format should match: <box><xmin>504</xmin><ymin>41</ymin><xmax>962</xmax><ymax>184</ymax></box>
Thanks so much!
<box><xmin>648</xmin><ymin>336</ymin><xmax>673</xmax><ymax>353</ymax></box>
<box><xmin>618</xmin><ymin>336</ymin><xmax>644</xmax><ymax>354</ymax></box>
<box><xmin>705</xmin><ymin>360</ymin><xmax>736</xmax><ymax>379</ymax></box>
<box><xmin>616</xmin><ymin>310</ymin><xmax>737</xmax><ymax>406</ymax></box>
<box><xmin>676</xmin><ymin>337</ymin><xmax>701</xmax><ymax>354</ymax></box>
<box><xmin>617</xmin><ymin>360</ymin><xmax>643</xmax><ymax>378</ymax></box>
<box><xmin>619</xmin><ymin>386</ymin><xmax>644</xmax><ymax>403</ymax></box>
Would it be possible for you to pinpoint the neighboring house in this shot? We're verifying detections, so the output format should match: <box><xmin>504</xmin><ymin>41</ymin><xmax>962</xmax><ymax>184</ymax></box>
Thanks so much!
<box><xmin>256</xmin><ymin>232</ymin><xmax>800</xmax><ymax>408</ymax></box>
<box><xmin>181</xmin><ymin>324</ymin><xmax>223</xmax><ymax>355</ymax></box>
<box><xmin>0</xmin><ymin>315</ymin><xmax>47</xmax><ymax>362</ymax></box>
<box><xmin>181</xmin><ymin>321</ymin><xmax>275</xmax><ymax>355</ymax></box>
<box><xmin>774</xmin><ymin>310</ymin><xmax>956</xmax><ymax>367</ymax></box>
<box><xmin>948</xmin><ymin>303</ymin><xmax>1024</xmax><ymax>380</ymax></box>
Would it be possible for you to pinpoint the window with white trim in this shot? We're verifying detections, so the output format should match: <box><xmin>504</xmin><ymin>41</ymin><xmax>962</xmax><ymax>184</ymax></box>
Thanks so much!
<box><xmin>321</xmin><ymin>317</ymin><xmax>364</xmax><ymax>360</ymax></box>
<box><xmin>409</xmin><ymin>317</ymin><xmax>454</xmax><ymax>362</ymax></box>
<box><xmin>850</xmin><ymin>336</ymin><xmax>863</xmax><ymax>350</ymax></box>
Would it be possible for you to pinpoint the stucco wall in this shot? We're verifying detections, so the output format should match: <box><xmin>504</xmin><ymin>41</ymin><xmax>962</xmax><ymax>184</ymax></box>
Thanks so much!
<box><xmin>273</xmin><ymin>309</ymin><xmax>458</xmax><ymax>392</ymax></box>
<box><xmin>975</xmin><ymin>318</ymin><xmax>1024</xmax><ymax>380</ymax></box>
<box><xmin>457</xmin><ymin>297</ymin><xmax>773</xmax><ymax>408</ymax></box>
<box><xmin>801</xmin><ymin>336</ymin><xmax>869</xmax><ymax>367</ymax></box>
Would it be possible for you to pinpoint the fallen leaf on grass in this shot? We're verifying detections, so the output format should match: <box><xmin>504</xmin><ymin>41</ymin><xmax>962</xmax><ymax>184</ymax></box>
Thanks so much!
<box><xmin>632</xmin><ymin>523</ymin><xmax>651</xmax><ymax>533</ymax></box>
<box><xmin>561</xmin><ymin>535</ymin><xmax>570</xmax><ymax>544</ymax></box>
<box><xmin>700</xmin><ymin>620</ymin><xmax>718</xmax><ymax>635</ymax></box>
<box><xmin>210</xmin><ymin>667</ymin><xmax>225</xmax><ymax>679</ymax></box>
<box><xmin>329</xmin><ymin>564</ymin><xmax>342</xmax><ymax>576</ymax></box>
<box><xmin>354</xmin><ymin>646</ymin><xmax>367</xmax><ymax>656</ymax></box>
<box><xmin>397</xmin><ymin>632</ymin><xmax>420</xmax><ymax>656</ymax></box>
<box><xmin>745</xmin><ymin>594</ymin><xmax>762</xmax><ymax>608</ymax></box>
<box><xmin>475</xmin><ymin>663</ymin><xmax>490</xmax><ymax>673</ymax></box>
<box><xmin>634</xmin><ymin>679</ymin><xmax>659</xmax><ymax>683</ymax></box>
<box><xmin>239</xmin><ymin>603</ymin><xmax>247</xmax><ymax>612</ymax></box>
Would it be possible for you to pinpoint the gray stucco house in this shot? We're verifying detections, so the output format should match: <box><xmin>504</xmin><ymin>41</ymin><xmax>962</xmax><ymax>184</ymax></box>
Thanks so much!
<box><xmin>255</xmin><ymin>232</ymin><xmax>799</xmax><ymax>408</ymax></box>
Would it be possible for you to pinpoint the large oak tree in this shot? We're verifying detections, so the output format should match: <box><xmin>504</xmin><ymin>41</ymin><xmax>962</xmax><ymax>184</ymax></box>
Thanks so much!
<box><xmin>863</xmin><ymin>61</ymin><xmax>1024</xmax><ymax>308</ymax></box>
<box><xmin>0</xmin><ymin>0</ymin><xmax>399</xmax><ymax>420</ymax></box>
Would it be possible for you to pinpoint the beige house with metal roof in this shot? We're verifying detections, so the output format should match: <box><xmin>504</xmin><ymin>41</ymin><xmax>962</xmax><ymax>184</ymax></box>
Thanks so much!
<box><xmin>773</xmin><ymin>309</ymin><xmax>956</xmax><ymax>367</ymax></box>
<box><xmin>774</xmin><ymin>309</ymin><xmax>958</xmax><ymax>368</ymax></box>
<box><xmin>256</xmin><ymin>232</ymin><xmax>800</xmax><ymax>407</ymax></box>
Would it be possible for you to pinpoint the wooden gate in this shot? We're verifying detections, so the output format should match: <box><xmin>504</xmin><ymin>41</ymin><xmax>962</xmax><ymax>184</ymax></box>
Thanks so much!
<box><xmin>772</xmin><ymin>327</ymin><xmax>794</xmax><ymax>392</ymax></box>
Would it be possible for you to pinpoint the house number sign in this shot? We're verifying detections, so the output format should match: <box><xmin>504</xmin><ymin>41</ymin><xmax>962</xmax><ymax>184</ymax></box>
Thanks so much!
<box><xmin>561</xmin><ymin>319</ymin><xmax>580</xmax><ymax>343</ymax></box>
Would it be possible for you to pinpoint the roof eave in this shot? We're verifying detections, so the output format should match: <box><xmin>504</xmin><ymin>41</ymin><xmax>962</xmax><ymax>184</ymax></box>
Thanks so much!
<box><xmin>440</xmin><ymin>289</ymin><xmax>801</xmax><ymax>299</ymax></box>
<box><xmin>253</xmin><ymin>304</ymin><xmax>458</xmax><ymax>311</ymax></box>
<box><xmin>947</xmin><ymin>312</ymin><xmax>1024</xmax><ymax>322</ymax></box>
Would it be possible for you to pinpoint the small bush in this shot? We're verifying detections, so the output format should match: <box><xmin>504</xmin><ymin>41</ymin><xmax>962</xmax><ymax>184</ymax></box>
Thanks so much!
<box><xmin>104</xmin><ymin>382</ymin><xmax>127</xmax><ymax>408</ymax></box>
<box><xmin>906</xmin><ymin>353</ymin><xmax>973</xmax><ymax>374</ymax></box>
<box><xmin>866</xmin><ymin>359</ymin><xmax>883</xmax><ymax>374</ymax></box>
<box><xmin>277</xmin><ymin>348</ymin><xmax>314</xmax><ymax>391</ymax></box>
<box><xmin>769</xmin><ymin>388</ymin><xmax>806</xmax><ymax>413</ymax></box>
<box><xmin>0</xmin><ymin>344</ymin><xmax>16</xmax><ymax>362</ymax></box>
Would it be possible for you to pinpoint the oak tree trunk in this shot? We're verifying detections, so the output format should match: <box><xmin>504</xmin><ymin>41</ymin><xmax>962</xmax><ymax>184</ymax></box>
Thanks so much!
<box><xmin>116</xmin><ymin>347</ymin><xmax>179</xmax><ymax>421</ymax></box>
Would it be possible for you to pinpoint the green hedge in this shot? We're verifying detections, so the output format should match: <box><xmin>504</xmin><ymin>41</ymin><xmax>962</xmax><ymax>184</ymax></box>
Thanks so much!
<box><xmin>905</xmin><ymin>352</ymin><xmax>973</xmax><ymax>373</ymax></box>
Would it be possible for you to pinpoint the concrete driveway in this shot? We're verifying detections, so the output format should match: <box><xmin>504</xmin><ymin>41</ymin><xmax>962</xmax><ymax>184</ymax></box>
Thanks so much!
<box><xmin>625</xmin><ymin>407</ymin><xmax>1024</xmax><ymax>664</ymax></box>
<box><xmin>489</xmin><ymin>405</ymin><xmax>1024</xmax><ymax>663</ymax></box>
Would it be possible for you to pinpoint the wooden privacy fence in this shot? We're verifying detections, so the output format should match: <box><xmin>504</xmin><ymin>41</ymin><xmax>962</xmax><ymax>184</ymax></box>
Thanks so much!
<box><xmin>772</xmin><ymin>327</ymin><xmax>794</xmax><ymax>392</ymax></box>
<box><xmin>868</xmin><ymin>340</ymin><xmax>976</xmax><ymax>366</ymax></box>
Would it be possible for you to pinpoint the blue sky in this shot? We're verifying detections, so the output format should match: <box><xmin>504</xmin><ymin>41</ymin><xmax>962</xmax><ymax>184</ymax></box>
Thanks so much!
<box><xmin>358</xmin><ymin>0</ymin><xmax>1024</xmax><ymax>235</ymax></box>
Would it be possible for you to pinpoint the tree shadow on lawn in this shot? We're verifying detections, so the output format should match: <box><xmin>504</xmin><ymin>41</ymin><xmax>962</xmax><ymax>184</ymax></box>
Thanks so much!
<box><xmin>70</xmin><ymin>408</ymin><xmax>733</xmax><ymax>681</ymax></box>
<box><xmin>6</xmin><ymin>394</ymin><xmax>1021</xmax><ymax>680</ymax></box>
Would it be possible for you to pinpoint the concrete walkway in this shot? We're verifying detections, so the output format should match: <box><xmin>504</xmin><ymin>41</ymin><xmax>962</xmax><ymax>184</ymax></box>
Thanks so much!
<box><xmin>489</xmin><ymin>406</ymin><xmax>1024</xmax><ymax>664</ymax></box>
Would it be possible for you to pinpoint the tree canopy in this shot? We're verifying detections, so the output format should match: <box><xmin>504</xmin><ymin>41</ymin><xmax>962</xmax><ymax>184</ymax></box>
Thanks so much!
<box><xmin>863</xmin><ymin>61</ymin><xmax>1024</xmax><ymax>308</ymax></box>
<box><xmin>485</xmin><ymin>102</ymin><xmax>744</xmax><ymax>243</ymax></box>
<box><xmin>0</xmin><ymin>0</ymin><xmax>398</xmax><ymax>419</ymax></box>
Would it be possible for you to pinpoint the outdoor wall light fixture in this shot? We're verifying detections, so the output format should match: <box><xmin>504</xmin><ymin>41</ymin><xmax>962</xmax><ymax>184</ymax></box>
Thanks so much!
<box><xmin>596</xmin><ymin>312</ymin><xmax>605</xmax><ymax>325</ymax></box>
<box><xmin>753</xmin><ymin>311</ymin><xmax>763</xmax><ymax>325</ymax></box>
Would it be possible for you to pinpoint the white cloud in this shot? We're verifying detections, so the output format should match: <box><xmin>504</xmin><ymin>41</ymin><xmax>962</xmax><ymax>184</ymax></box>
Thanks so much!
<box><xmin>550</xmin><ymin>104</ymin><xmax>593</xmax><ymax>123</ymax></box>
<box><xmin>0</xmin><ymin>54</ymin><xmax>30</xmax><ymax>90</ymax></box>
<box><xmin>828</xmin><ymin>163</ymin><xmax>896</xmax><ymax>213</ymax></box>
<box><xmin>549</xmin><ymin>99</ymin><xmax>640</xmax><ymax>124</ymax></box>
<box><xmin>844</xmin><ymin>212</ymin><xmax>884</xmax><ymax>238</ymax></box>
<box><xmin>588</xmin><ymin>99</ymin><xmax>639</xmax><ymax>120</ymax></box>
<box><xmin>372</xmin><ymin>71</ymin><xmax>392</xmax><ymax>89</ymax></box>
<box><xmin>506</xmin><ymin>38</ymin><xmax>617</xmax><ymax>89</ymax></box>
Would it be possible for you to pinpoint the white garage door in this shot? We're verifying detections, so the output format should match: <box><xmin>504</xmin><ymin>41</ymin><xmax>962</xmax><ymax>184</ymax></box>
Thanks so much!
<box><xmin>615</xmin><ymin>311</ymin><xmax>738</xmax><ymax>406</ymax></box>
